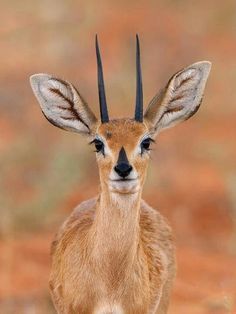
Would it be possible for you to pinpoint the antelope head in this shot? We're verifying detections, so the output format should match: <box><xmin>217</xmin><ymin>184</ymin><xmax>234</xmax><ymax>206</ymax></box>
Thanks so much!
<box><xmin>30</xmin><ymin>35</ymin><xmax>211</xmax><ymax>196</ymax></box>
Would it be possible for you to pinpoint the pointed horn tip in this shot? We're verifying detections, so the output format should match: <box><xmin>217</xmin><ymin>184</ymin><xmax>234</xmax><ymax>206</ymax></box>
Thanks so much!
<box><xmin>136</xmin><ymin>35</ymin><xmax>140</xmax><ymax>55</ymax></box>
<box><xmin>134</xmin><ymin>33</ymin><xmax>143</xmax><ymax>122</ymax></box>
<box><xmin>95</xmin><ymin>34</ymin><xmax>109</xmax><ymax>123</ymax></box>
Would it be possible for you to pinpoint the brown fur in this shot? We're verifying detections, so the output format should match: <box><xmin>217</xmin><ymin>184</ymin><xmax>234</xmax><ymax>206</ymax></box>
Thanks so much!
<box><xmin>31</xmin><ymin>61</ymin><xmax>211</xmax><ymax>313</ymax></box>
<box><xmin>49</xmin><ymin>119</ymin><xmax>176</xmax><ymax>314</ymax></box>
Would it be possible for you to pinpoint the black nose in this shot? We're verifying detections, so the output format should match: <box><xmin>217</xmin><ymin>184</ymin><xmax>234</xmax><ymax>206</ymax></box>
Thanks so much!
<box><xmin>114</xmin><ymin>163</ymin><xmax>133</xmax><ymax>179</ymax></box>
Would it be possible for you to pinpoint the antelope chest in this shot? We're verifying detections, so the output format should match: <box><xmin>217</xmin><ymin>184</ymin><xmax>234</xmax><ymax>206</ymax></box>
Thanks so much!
<box><xmin>49</xmin><ymin>202</ymin><xmax>170</xmax><ymax>313</ymax></box>
<box><xmin>51</xmin><ymin>240</ymin><xmax>158</xmax><ymax>313</ymax></box>
<box><xmin>65</xmin><ymin>252</ymin><xmax>151</xmax><ymax>313</ymax></box>
<box><xmin>93</xmin><ymin>303</ymin><xmax>124</xmax><ymax>314</ymax></box>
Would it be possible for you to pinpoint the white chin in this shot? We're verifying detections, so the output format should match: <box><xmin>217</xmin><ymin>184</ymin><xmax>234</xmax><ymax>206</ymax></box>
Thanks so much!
<box><xmin>109</xmin><ymin>179</ymin><xmax>139</xmax><ymax>194</ymax></box>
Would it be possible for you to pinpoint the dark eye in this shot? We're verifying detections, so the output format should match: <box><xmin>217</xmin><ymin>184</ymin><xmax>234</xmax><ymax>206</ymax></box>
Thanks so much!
<box><xmin>141</xmin><ymin>138</ymin><xmax>154</xmax><ymax>153</ymax></box>
<box><xmin>90</xmin><ymin>139</ymin><xmax>104</xmax><ymax>154</ymax></box>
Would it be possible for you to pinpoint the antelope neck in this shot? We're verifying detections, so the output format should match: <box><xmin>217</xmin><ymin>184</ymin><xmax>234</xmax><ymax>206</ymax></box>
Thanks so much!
<box><xmin>90</xmin><ymin>188</ymin><xmax>142</xmax><ymax>266</ymax></box>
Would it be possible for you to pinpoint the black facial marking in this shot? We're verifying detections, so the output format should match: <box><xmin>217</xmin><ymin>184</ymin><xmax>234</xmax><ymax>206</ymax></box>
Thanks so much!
<box><xmin>115</xmin><ymin>147</ymin><xmax>133</xmax><ymax>179</ymax></box>
<box><xmin>117</xmin><ymin>147</ymin><xmax>129</xmax><ymax>165</ymax></box>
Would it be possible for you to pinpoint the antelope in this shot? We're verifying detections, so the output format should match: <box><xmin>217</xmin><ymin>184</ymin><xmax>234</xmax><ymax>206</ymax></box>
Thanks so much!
<box><xmin>30</xmin><ymin>35</ymin><xmax>211</xmax><ymax>314</ymax></box>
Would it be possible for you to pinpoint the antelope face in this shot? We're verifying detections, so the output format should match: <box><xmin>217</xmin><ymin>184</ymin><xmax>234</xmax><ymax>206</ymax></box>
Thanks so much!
<box><xmin>30</xmin><ymin>35</ymin><xmax>211</xmax><ymax>196</ymax></box>
<box><xmin>93</xmin><ymin>119</ymin><xmax>152</xmax><ymax>194</ymax></box>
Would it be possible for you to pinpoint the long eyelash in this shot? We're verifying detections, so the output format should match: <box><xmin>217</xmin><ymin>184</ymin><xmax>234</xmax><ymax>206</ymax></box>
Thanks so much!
<box><xmin>142</xmin><ymin>137</ymin><xmax>155</xmax><ymax>145</ymax></box>
<box><xmin>140</xmin><ymin>137</ymin><xmax>155</xmax><ymax>156</ymax></box>
<box><xmin>89</xmin><ymin>139</ymin><xmax>96</xmax><ymax>145</ymax></box>
<box><xmin>89</xmin><ymin>139</ymin><xmax>105</xmax><ymax>157</ymax></box>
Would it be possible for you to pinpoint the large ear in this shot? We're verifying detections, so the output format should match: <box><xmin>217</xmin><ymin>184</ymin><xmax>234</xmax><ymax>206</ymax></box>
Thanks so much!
<box><xmin>144</xmin><ymin>61</ymin><xmax>211</xmax><ymax>134</ymax></box>
<box><xmin>30</xmin><ymin>74</ymin><xmax>97</xmax><ymax>135</ymax></box>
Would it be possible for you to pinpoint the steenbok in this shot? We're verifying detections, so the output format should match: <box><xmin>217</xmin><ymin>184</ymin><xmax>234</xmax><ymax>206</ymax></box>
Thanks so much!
<box><xmin>30</xmin><ymin>35</ymin><xmax>211</xmax><ymax>314</ymax></box>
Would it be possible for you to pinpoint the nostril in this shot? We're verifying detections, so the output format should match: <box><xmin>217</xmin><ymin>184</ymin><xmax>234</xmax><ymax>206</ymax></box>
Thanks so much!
<box><xmin>114</xmin><ymin>163</ymin><xmax>133</xmax><ymax>178</ymax></box>
<box><xmin>126</xmin><ymin>165</ymin><xmax>133</xmax><ymax>174</ymax></box>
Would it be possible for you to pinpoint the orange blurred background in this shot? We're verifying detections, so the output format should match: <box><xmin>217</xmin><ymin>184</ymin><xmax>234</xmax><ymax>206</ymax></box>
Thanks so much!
<box><xmin>0</xmin><ymin>0</ymin><xmax>236</xmax><ymax>313</ymax></box>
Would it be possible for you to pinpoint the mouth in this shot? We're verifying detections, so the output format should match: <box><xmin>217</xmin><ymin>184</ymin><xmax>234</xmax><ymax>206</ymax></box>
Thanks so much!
<box><xmin>108</xmin><ymin>178</ymin><xmax>139</xmax><ymax>194</ymax></box>
<box><xmin>110</xmin><ymin>178</ymin><xmax>137</xmax><ymax>182</ymax></box>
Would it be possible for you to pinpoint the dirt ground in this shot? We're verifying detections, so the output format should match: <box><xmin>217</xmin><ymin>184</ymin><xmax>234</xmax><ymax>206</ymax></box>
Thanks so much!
<box><xmin>0</xmin><ymin>0</ymin><xmax>236</xmax><ymax>313</ymax></box>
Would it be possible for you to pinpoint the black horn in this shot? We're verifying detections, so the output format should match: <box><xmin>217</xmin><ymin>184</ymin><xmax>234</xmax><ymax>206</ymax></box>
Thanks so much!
<box><xmin>134</xmin><ymin>34</ymin><xmax>143</xmax><ymax>122</ymax></box>
<box><xmin>95</xmin><ymin>35</ymin><xmax>109</xmax><ymax>123</ymax></box>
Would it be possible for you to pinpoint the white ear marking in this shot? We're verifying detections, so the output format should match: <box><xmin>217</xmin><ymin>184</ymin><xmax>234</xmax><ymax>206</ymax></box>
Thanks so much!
<box><xmin>144</xmin><ymin>61</ymin><xmax>211</xmax><ymax>134</ymax></box>
<box><xmin>30</xmin><ymin>74</ymin><xmax>97</xmax><ymax>135</ymax></box>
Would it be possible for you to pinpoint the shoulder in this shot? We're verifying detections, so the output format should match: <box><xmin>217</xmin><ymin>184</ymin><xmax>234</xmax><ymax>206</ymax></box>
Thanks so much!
<box><xmin>71</xmin><ymin>197</ymin><xmax>97</xmax><ymax>220</ymax></box>
<box><xmin>139</xmin><ymin>200</ymin><xmax>176</xmax><ymax>298</ymax></box>
<box><xmin>51</xmin><ymin>197</ymin><xmax>97</xmax><ymax>255</ymax></box>
<box><xmin>140</xmin><ymin>199</ymin><xmax>175</xmax><ymax>262</ymax></box>
<box><xmin>61</xmin><ymin>196</ymin><xmax>97</xmax><ymax>232</ymax></box>
<box><xmin>140</xmin><ymin>199</ymin><xmax>173</xmax><ymax>236</ymax></box>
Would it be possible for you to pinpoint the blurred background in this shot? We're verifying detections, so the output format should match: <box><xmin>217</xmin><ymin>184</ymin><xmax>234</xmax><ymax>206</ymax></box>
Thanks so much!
<box><xmin>0</xmin><ymin>0</ymin><xmax>236</xmax><ymax>313</ymax></box>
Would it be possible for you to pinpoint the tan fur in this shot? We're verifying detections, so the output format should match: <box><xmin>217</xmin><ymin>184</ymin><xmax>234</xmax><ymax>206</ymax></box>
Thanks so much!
<box><xmin>49</xmin><ymin>119</ymin><xmax>176</xmax><ymax>314</ymax></box>
<box><xmin>30</xmin><ymin>60</ymin><xmax>211</xmax><ymax>314</ymax></box>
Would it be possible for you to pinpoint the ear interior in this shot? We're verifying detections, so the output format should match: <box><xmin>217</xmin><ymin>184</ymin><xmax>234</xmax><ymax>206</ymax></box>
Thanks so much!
<box><xmin>144</xmin><ymin>61</ymin><xmax>211</xmax><ymax>133</ymax></box>
<box><xmin>30</xmin><ymin>74</ymin><xmax>97</xmax><ymax>135</ymax></box>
